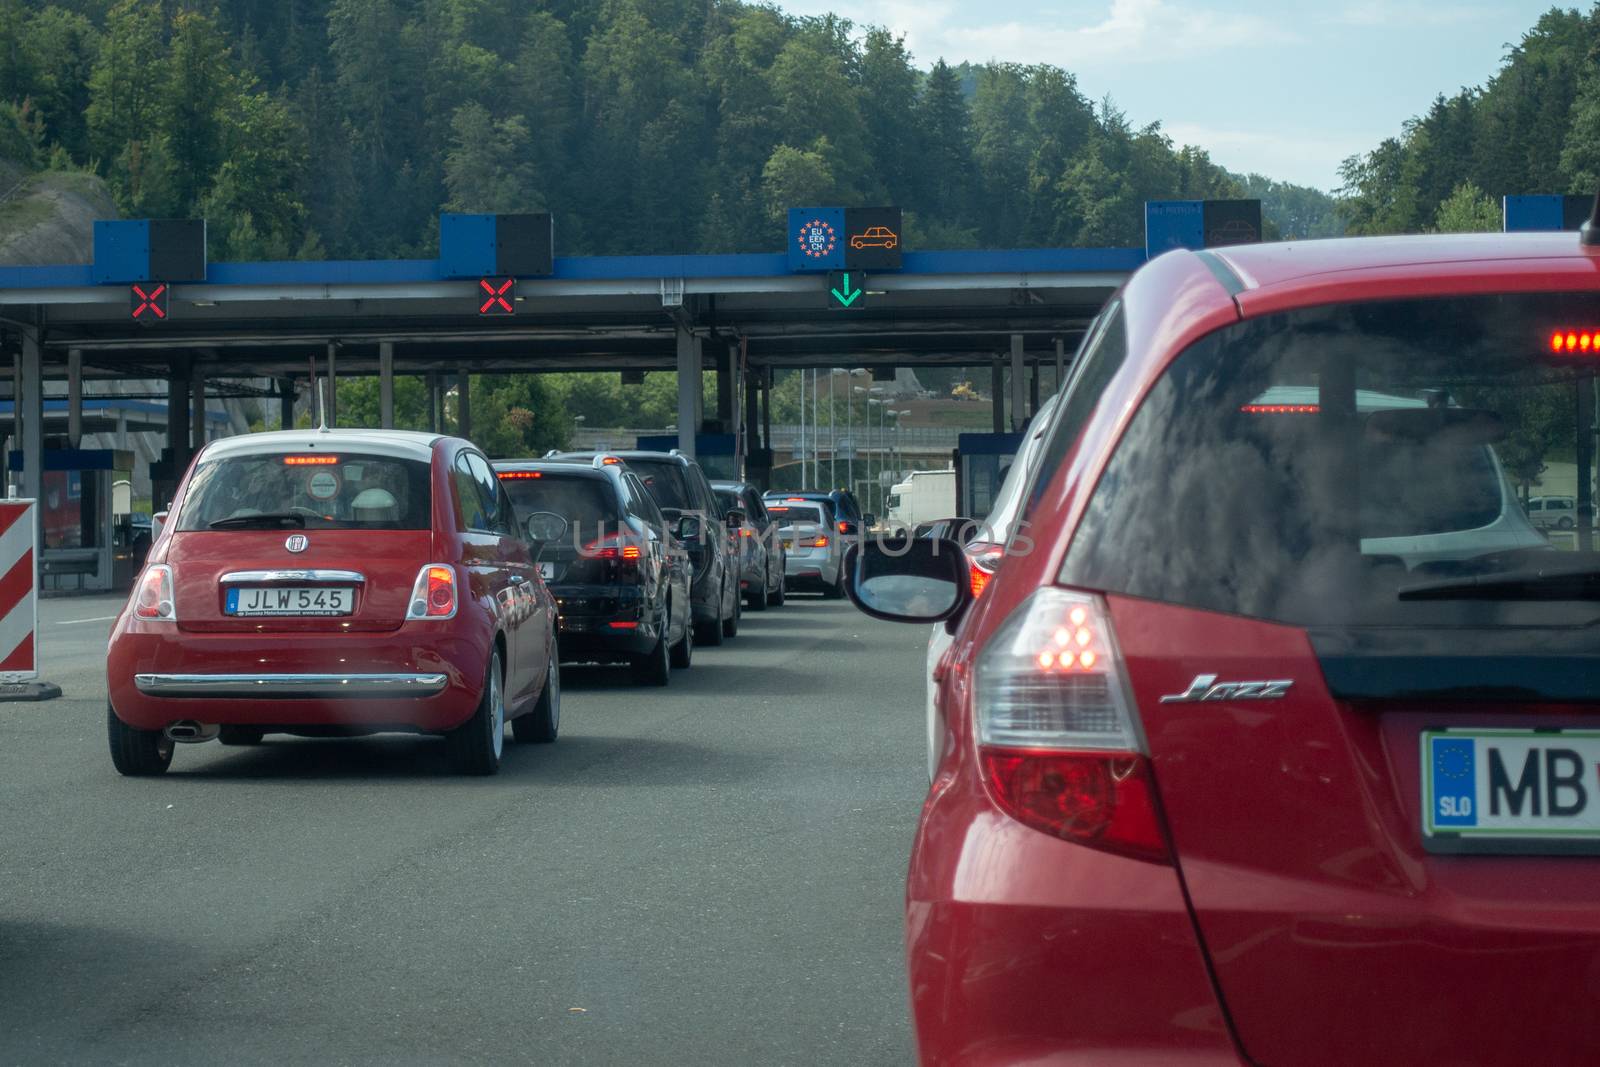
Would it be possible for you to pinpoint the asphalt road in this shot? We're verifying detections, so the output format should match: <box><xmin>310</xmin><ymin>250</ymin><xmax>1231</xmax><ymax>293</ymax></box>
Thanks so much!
<box><xmin>0</xmin><ymin>592</ymin><xmax>927</xmax><ymax>1066</ymax></box>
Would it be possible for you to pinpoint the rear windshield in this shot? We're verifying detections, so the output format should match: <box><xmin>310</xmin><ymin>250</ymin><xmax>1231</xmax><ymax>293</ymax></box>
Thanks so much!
<box><xmin>627</xmin><ymin>460</ymin><xmax>692</xmax><ymax>511</ymax></box>
<box><xmin>713</xmin><ymin>489</ymin><xmax>741</xmax><ymax>514</ymax></box>
<box><xmin>1062</xmin><ymin>293</ymin><xmax>1600</xmax><ymax>627</ymax></box>
<box><xmin>769</xmin><ymin>504</ymin><xmax>824</xmax><ymax>525</ymax></box>
<box><xmin>503</xmin><ymin>474</ymin><xmax>620</xmax><ymax>534</ymax></box>
<box><xmin>177</xmin><ymin>452</ymin><xmax>431</xmax><ymax>531</ymax></box>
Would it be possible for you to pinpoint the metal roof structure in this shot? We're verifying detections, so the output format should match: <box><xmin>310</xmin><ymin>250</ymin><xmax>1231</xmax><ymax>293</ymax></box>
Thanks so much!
<box><xmin>0</xmin><ymin>247</ymin><xmax>1142</xmax><ymax>378</ymax></box>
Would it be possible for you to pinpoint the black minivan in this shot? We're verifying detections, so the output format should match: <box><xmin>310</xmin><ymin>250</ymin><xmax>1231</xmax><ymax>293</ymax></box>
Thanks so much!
<box><xmin>549</xmin><ymin>450</ymin><xmax>741</xmax><ymax>646</ymax></box>
<box><xmin>496</xmin><ymin>458</ymin><xmax>693</xmax><ymax>685</ymax></box>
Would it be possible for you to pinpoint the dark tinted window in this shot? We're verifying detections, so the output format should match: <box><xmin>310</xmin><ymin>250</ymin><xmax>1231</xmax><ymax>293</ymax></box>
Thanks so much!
<box><xmin>503</xmin><ymin>474</ymin><xmax>620</xmax><ymax>539</ymax></box>
<box><xmin>1023</xmin><ymin>303</ymin><xmax>1127</xmax><ymax>519</ymax></box>
<box><xmin>628</xmin><ymin>459</ymin><xmax>692</xmax><ymax>511</ymax></box>
<box><xmin>1061</xmin><ymin>294</ymin><xmax>1595</xmax><ymax>627</ymax></box>
<box><xmin>453</xmin><ymin>454</ymin><xmax>490</xmax><ymax>531</ymax></box>
<box><xmin>178</xmin><ymin>452</ymin><xmax>431</xmax><ymax>531</ymax></box>
<box><xmin>465</xmin><ymin>452</ymin><xmax>513</xmax><ymax>536</ymax></box>
<box><xmin>770</xmin><ymin>504</ymin><xmax>825</xmax><ymax>525</ymax></box>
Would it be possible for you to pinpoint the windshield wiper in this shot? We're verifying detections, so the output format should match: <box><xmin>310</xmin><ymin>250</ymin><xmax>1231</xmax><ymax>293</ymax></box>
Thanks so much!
<box><xmin>207</xmin><ymin>512</ymin><xmax>307</xmax><ymax>530</ymax></box>
<box><xmin>1398</xmin><ymin>566</ymin><xmax>1600</xmax><ymax>601</ymax></box>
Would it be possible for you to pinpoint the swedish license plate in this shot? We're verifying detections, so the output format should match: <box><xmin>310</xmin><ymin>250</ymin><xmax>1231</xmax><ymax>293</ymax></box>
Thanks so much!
<box><xmin>1421</xmin><ymin>728</ymin><xmax>1600</xmax><ymax>854</ymax></box>
<box><xmin>226</xmin><ymin>586</ymin><xmax>354</xmax><ymax>617</ymax></box>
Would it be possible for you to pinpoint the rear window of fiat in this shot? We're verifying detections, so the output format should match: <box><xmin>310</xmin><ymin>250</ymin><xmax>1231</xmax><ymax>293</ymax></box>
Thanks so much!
<box><xmin>1061</xmin><ymin>293</ymin><xmax>1600</xmax><ymax>628</ymax></box>
<box><xmin>176</xmin><ymin>452</ymin><xmax>432</xmax><ymax>531</ymax></box>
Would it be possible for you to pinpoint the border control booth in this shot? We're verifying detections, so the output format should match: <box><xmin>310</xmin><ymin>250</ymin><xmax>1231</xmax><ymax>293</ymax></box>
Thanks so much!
<box><xmin>7</xmin><ymin>448</ymin><xmax>135</xmax><ymax>592</ymax></box>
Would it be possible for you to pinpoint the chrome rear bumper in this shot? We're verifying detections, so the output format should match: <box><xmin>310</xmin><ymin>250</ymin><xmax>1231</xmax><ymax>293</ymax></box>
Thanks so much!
<box><xmin>133</xmin><ymin>673</ymin><xmax>449</xmax><ymax>698</ymax></box>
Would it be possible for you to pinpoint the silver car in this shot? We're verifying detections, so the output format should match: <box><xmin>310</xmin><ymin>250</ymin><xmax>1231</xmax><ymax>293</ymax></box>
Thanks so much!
<box><xmin>768</xmin><ymin>500</ymin><xmax>845</xmax><ymax>598</ymax></box>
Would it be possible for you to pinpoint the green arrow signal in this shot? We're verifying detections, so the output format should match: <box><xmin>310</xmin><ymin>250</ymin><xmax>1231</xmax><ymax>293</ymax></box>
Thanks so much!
<box><xmin>831</xmin><ymin>272</ymin><xmax>862</xmax><ymax>307</ymax></box>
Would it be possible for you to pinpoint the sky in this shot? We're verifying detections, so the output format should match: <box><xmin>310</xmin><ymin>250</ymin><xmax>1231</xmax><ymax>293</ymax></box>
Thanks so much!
<box><xmin>773</xmin><ymin>0</ymin><xmax>1561</xmax><ymax>191</ymax></box>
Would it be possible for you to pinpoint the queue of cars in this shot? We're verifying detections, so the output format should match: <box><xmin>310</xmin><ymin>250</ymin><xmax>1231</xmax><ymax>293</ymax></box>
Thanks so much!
<box><xmin>844</xmin><ymin>228</ymin><xmax>1600</xmax><ymax>1064</ymax></box>
<box><xmin>106</xmin><ymin>439</ymin><xmax>822</xmax><ymax>776</ymax></box>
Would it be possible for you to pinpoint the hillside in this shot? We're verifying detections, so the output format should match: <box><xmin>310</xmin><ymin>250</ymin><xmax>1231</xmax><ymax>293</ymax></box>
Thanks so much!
<box><xmin>0</xmin><ymin>165</ymin><xmax>115</xmax><ymax>264</ymax></box>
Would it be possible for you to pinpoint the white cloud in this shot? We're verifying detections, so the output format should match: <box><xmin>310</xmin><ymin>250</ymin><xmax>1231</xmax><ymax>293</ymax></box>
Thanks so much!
<box><xmin>1323</xmin><ymin>2</ymin><xmax>1497</xmax><ymax>28</ymax></box>
<box><xmin>775</xmin><ymin>0</ymin><xmax>1299</xmax><ymax>65</ymax></box>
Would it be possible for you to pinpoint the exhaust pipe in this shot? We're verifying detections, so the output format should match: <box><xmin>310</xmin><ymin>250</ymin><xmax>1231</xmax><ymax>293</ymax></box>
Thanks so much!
<box><xmin>164</xmin><ymin>721</ymin><xmax>221</xmax><ymax>743</ymax></box>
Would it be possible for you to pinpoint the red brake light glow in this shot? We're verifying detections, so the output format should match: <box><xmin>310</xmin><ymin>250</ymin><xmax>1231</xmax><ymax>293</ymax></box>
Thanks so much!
<box><xmin>601</xmin><ymin>456</ymin><xmax>622</xmax><ymax>465</ymax></box>
<box><xmin>499</xmin><ymin>471</ymin><xmax>543</xmax><ymax>479</ymax></box>
<box><xmin>1240</xmin><ymin>404</ymin><xmax>1319</xmax><ymax>414</ymax></box>
<box><xmin>284</xmin><ymin>455</ymin><xmax>338</xmax><ymax>465</ymax></box>
<box><xmin>966</xmin><ymin>541</ymin><xmax>1005</xmax><ymax>599</ymax></box>
<box><xmin>809</xmin><ymin>535</ymin><xmax>829</xmax><ymax>548</ymax></box>
<box><xmin>583</xmin><ymin>535</ymin><xmax>643</xmax><ymax>562</ymax></box>
<box><xmin>407</xmin><ymin>564</ymin><xmax>458</xmax><ymax>619</ymax></box>
<box><xmin>1550</xmin><ymin>330</ymin><xmax>1600</xmax><ymax>354</ymax></box>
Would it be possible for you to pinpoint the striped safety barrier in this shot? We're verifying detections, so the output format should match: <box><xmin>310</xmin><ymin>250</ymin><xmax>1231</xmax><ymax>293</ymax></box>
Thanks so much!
<box><xmin>0</xmin><ymin>500</ymin><xmax>39</xmax><ymax>678</ymax></box>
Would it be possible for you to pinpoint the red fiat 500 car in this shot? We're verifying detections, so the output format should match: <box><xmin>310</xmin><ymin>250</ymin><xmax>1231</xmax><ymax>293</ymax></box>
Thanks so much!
<box><xmin>849</xmin><ymin>229</ymin><xmax>1600</xmax><ymax>1065</ymax></box>
<box><xmin>107</xmin><ymin>428</ymin><xmax>560</xmax><ymax>777</ymax></box>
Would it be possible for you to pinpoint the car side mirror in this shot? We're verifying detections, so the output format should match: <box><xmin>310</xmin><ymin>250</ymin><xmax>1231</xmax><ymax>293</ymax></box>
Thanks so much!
<box><xmin>845</xmin><ymin>537</ymin><xmax>970</xmax><ymax>623</ymax></box>
<box><xmin>152</xmin><ymin>510</ymin><xmax>169</xmax><ymax>539</ymax></box>
<box><xmin>840</xmin><ymin>521</ymin><xmax>860</xmax><ymax>537</ymax></box>
<box><xmin>525</xmin><ymin>511</ymin><xmax>568</xmax><ymax>545</ymax></box>
<box><xmin>677</xmin><ymin>514</ymin><xmax>702</xmax><ymax>541</ymax></box>
<box><xmin>862</xmin><ymin>513</ymin><xmax>877</xmax><ymax>527</ymax></box>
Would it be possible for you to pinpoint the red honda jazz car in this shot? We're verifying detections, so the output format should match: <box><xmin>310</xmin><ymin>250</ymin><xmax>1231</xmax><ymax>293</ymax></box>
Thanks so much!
<box><xmin>850</xmin><ymin>228</ymin><xmax>1600</xmax><ymax>1064</ymax></box>
<box><xmin>107</xmin><ymin>428</ymin><xmax>559</xmax><ymax>776</ymax></box>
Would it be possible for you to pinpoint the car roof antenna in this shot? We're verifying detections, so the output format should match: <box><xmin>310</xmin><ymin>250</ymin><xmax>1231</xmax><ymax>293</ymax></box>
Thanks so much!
<box><xmin>1581</xmin><ymin>187</ymin><xmax>1600</xmax><ymax>248</ymax></box>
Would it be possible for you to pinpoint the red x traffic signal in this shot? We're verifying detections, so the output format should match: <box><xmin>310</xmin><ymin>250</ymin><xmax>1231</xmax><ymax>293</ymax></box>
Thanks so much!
<box><xmin>130</xmin><ymin>282</ymin><xmax>168</xmax><ymax>323</ymax></box>
<box><xmin>478</xmin><ymin>276</ymin><xmax>515</xmax><ymax>315</ymax></box>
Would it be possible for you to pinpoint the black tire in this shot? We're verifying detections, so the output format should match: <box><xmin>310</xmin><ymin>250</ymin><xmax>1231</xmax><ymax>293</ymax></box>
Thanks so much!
<box><xmin>513</xmin><ymin>656</ymin><xmax>561</xmax><ymax>743</ymax></box>
<box><xmin>823</xmin><ymin>577</ymin><xmax>846</xmax><ymax>600</ymax></box>
<box><xmin>632</xmin><ymin>617</ymin><xmax>671</xmax><ymax>686</ymax></box>
<box><xmin>723</xmin><ymin>587</ymin><xmax>741</xmax><ymax>637</ymax></box>
<box><xmin>746</xmin><ymin>582</ymin><xmax>767</xmax><ymax>611</ymax></box>
<box><xmin>107</xmin><ymin>705</ymin><xmax>173</xmax><ymax>776</ymax></box>
<box><xmin>770</xmin><ymin>575</ymin><xmax>786</xmax><ymax>606</ymax></box>
<box><xmin>1559</xmin><ymin>516</ymin><xmax>1575</xmax><ymax>530</ymax></box>
<box><xmin>218</xmin><ymin>726</ymin><xmax>265</xmax><ymax>746</ymax></box>
<box><xmin>446</xmin><ymin>649</ymin><xmax>504</xmax><ymax>775</ymax></box>
<box><xmin>670</xmin><ymin>610</ymin><xmax>694</xmax><ymax>669</ymax></box>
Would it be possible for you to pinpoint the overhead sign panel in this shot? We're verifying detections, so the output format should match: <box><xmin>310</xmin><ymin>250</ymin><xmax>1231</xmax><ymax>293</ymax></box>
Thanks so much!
<box><xmin>92</xmin><ymin>219</ymin><xmax>207</xmax><ymax>284</ymax></box>
<box><xmin>1503</xmin><ymin>195</ymin><xmax>1594</xmax><ymax>232</ymax></box>
<box><xmin>788</xmin><ymin>208</ymin><xmax>846</xmax><ymax>272</ymax></box>
<box><xmin>844</xmin><ymin>207</ymin><xmax>903</xmax><ymax>270</ymax></box>
<box><xmin>1202</xmin><ymin>200</ymin><xmax>1262</xmax><ymax>247</ymax></box>
<box><xmin>440</xmin><ymin>213</ymin><xmax>554</xmax><ymax>278</ymax></box>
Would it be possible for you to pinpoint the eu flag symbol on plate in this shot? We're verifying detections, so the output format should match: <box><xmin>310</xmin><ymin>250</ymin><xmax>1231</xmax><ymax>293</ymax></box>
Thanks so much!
<box><xmin>1431</xmin><ymin>736</ymin><xmax>1478</xmax><ymax>827</ymax></box>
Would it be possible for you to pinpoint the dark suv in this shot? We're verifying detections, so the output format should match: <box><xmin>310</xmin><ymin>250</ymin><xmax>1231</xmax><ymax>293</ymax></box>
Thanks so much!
<box><xmin>712</xmin><ymin>480</ymin><xmax>786</xmax><ymax>610</ymax></box>
<box><xmin>496</xmin><ymin>458</ymin><xmax>693</xmax><ymax>684</ymax></box>
<box><xmin>550</xmin><ymin>450</ymin><xmax>740</xmax><ymax>646</ymax></box>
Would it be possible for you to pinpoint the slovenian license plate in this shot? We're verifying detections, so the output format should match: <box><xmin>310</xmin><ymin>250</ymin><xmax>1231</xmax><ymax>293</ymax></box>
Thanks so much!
<box><xmin>1421</xmin><ymin>728</ymin><xmax>1600</xmax><ymax>854</ymax></box>
<box><xmin>226</xmin><ymin>586</ymin><xmax>354</xmax><ymax>617</ymax></box>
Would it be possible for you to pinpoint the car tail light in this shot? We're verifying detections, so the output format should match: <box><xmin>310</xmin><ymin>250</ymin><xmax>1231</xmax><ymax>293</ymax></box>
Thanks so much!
<box><xmin>584</xmin><ymin>534</ymin><xmax>643</xmax><ymax>562</ymax></box>
<box><xmin>739</xmin><ymin>527</ymin><xmax>753</xmax><ymax>538</ymax></box>
<box><xmin>973</xmin><ymin>587</ymin><xmax>1170</xmax><ymax>864</ymax></box>
<box><xmin>965</xmin><ymin>540</ymin><xmax>1005</xmax><ymax>598</ymax></box>
<box><xmin>133</xmin><ymin>564</ymin><xmax>175</xmax><ymax>621</ymax></box>
<box><xmin>407</xmin><ymin>564</ymin><xmax>458</xmax><ymax>619</ymax></box>
<box><xmin>836</xmin><ymin>520</ymin><xmax>849</xmax><ymax>534</ymax></box>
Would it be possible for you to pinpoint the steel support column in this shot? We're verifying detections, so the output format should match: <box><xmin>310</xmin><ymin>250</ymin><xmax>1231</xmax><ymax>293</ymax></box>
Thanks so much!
<box><xmin>167</xmin><ymin>358</ymin><xmax>190</xmax><ymax>467</ymax></box>
<box><xmin>278</xmin><ymin>378</ymin><xmax>294</xmax><ymax>430</ymax></box>
<box><xmin>991</xmin><ymin>360</ymin><xmax>1005</xmax><ymax>433</ymax></box>
<box><xmin>379</xmin><ymin>342</ymin><xmax>395</xmax><ymax>429</ymax></box>
<box><xmin>326</xmin><ymin>342</ymin><xmax>338</xmax><ymax>427</ymax></box>
<box><xmin>715</xmin><ymin>341</ymin><xmax>735</xmax><ymax>432</ymax></box>
<box><xmin>1010</xmin><ymin>334</ymin><xmax>1026</xmax><ymax>431</ymax></box>
<box><xmin>191</xmin><ymin>373</ymin><xmax>206</xmax><ymax>451</ymax></box>
<box><xmin>67</xmin><ymin>348</ymin><xmax>82</xmax><ymax>448</ymax></box>
<box><xmin>20</xmin><ymin>328</ymin><xmax>42</xmax><ymax>508</ymax></box>
<box><xmin>1055</xmin><ymin>337</ymin><xmax>1066</xmax><ymax>394</ymax></box>
<box><xmin>1030</xmin><ymin>359</ymin><xmax>1040</xmax><ymax>416</ymax></box>
<box><xmin>676</xmin><ymin>322</ymin><xmax>701</xmax><ymax>458</ymax></box>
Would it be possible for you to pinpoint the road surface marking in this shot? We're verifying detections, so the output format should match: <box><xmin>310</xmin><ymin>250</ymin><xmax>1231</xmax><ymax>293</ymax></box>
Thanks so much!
<box><xmin>54</xmin><ymin>614</ymin><xmax>118</xmax><ymax>625</ymax></box>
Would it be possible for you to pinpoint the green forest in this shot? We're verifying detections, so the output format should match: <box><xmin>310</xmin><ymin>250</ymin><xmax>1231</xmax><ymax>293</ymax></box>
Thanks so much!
<box><xmin>1338</xmin><ymin>6</ymin><xmax>1600</xmax><ymax>234</ymax></box>
<box><xmin>0</xmin><ymin>0</ymin><xmax>1344</xmax><ymax>263</ymax></box>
